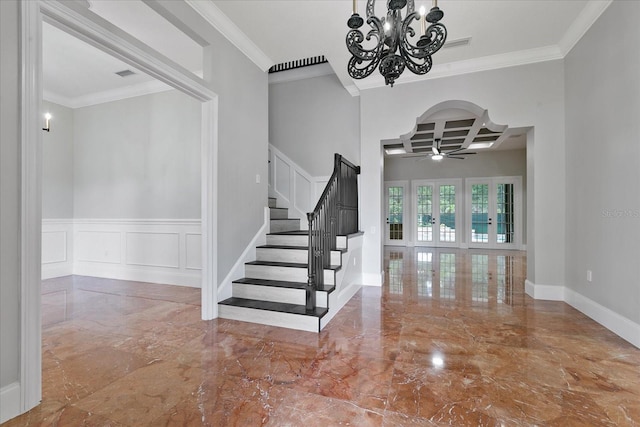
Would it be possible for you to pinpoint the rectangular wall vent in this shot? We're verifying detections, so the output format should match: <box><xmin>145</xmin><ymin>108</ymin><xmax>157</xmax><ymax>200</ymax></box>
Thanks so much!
<box><xmin>115</xmin><ymin>69</ymin><xmax>136</xmax><ymax>77</ymax></box>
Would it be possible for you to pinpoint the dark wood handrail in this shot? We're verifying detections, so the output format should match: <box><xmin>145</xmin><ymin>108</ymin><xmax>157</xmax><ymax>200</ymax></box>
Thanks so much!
<box><xmin>306</xmin><ymin>154</ymin><xmax>360</xmax><ymax>311</ymax></box>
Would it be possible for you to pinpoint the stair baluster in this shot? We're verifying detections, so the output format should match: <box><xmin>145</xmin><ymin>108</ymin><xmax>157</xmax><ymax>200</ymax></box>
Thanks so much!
<box><xmin>307</xmin><ymin>154</ymin><xmax>360</xmax><ymax>311</ymax></box>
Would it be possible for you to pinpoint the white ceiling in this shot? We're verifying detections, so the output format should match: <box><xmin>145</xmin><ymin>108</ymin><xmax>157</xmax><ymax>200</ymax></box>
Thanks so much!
<box><xmin>43</xmin><ymin>0</ymin><xmax>610</xmax><ymax>106</ymax></box>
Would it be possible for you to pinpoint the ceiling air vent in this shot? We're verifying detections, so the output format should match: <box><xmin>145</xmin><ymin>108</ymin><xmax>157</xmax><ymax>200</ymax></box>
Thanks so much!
<box><xmin>115</xmin><ymin>69</ymin><xmax>136</xmax><ymax>77</ymax></box>
<box><xmin>443</xmin><ymin>37</ymin><xmax>471</xmax><ymax>49</ymax></box>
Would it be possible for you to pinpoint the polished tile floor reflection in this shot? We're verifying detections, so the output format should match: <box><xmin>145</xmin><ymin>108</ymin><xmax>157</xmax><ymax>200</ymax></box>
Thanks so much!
<box><xmin>5</xmin><ymin>248</ymin><xmax>640</xmax><ymax>426</ymax></box>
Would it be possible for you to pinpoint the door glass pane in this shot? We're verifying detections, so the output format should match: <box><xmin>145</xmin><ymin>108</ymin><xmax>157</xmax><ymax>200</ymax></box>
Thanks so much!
<box><xmin>471</xmin><ymin>184</ymin><xmax>489</xmax><ymax>243</ymax></box>
<box><xmin>388</xmin><ymin>186</ymin><xmax>403</xmax><ymax>241</ymax></box>
<box><xmin>439</xmin><ymin>185</ymin><xmax>456</xmax><ymax>242</ymax></box>
<box><xmin>496</xmin><ymin>183</ymin><xmax>515</xmax><ymax>244</ymax></box>
<box><xmin>416</xmin><ymin>185</ymin><xmax>433</xmax><ymax>242</ymax></box>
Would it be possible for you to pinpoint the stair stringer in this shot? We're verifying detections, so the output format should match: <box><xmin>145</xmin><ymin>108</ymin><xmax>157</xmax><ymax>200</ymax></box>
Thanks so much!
<box><xmin>217</xmin><ymin>207</ymin><xmax>270</xmax><ymax>302</ymax></box>
<box><xmin>320</xmin><ymin>233</ymin><xmax>364</xmax><ymax>329</ymax></box>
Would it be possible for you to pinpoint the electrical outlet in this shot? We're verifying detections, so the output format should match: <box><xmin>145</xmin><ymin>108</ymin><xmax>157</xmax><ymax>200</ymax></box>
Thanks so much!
<box><xmin>587</xmin><ymin>270</ymin><xmax>593</xmax><ymax>282</ymax></box>
<box><xmin>370</xmin><ymin>226</ymin><xmax>376</xmax><ymax>234</ymax></box>
<box><xmin>255</xmin><ymin>174</ymin><xmax>261</xmax><ymax>184</ymax></box>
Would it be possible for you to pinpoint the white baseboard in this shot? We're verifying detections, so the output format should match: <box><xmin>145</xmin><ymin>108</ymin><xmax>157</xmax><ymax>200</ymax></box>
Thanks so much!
<box><xmin>42</xmin><ymin>263</ymin><xmax>73</xmax><ymax>280</ymax></box>
<box><xmin>72</xmin><ymin>264</ymin><xmax>200</xmax><ymax>287</ymax></box>
<box><xmin>565</xmin><ymin>288</ymin><xmax>640</xmax><ymax>349</ymax></box>
<box><xmin>524</xmin><ymin>279</ymin><xmax>564</xmax><ymax>301</ymax></box>
<box><xmin>217</xmin><ymin>207</ymin><xmax>269</xmax><ymax>301</ymax></box>
<box><xmin>0</xmin><ymin>382</ymin><xmax>21</xmax><ymax>424</ymax></box>
<box><xmin>526</xmin><ymin>280</ymin><xmax>640</xmax><ymax>349</ymax></box>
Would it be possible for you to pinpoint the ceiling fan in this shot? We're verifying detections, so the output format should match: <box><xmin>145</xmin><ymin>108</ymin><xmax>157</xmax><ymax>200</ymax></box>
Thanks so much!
<box><xmin>407</xmin><ymin>139</ymin><xmax>477</xmax><ymax>160</ymax></box>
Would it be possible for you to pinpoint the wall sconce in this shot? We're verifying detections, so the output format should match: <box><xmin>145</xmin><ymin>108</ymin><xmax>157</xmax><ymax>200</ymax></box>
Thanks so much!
<box><xmin>43</xmin><ymin>113</ymin><xmax>51</xmax><ymax>132</ymax></box>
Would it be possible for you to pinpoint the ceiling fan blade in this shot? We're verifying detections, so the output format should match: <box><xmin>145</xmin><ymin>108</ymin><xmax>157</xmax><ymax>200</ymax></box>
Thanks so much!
<box><xmin>446</xmin><ymin>156</ymin><xmax>465</xmax><ymax>160</ymax></box>
<box><xmin>445</xmin><ymin>148</ymin><xmax>465</xmax><ymax>155</ymax></box>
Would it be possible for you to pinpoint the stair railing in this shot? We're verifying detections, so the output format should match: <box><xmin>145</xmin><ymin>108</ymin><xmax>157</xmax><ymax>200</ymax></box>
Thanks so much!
<box><xmin>306</xmin><ymin>154</ymin><xmax>360</xmax><ymax>311</ymax></box>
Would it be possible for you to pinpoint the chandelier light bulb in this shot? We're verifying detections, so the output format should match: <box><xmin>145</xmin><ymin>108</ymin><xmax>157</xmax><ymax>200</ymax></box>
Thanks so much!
<box><xmin>383</xmin><ymin>21</ymin><xmax>391</xmax><ymax>32</ymax></box>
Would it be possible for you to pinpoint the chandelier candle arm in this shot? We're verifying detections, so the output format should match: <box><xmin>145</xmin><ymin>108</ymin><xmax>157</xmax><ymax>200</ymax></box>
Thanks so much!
<box><xmin>346</xmin><ymin>0</ymin><xmax>447</xmax><ymax>87</ymax></box>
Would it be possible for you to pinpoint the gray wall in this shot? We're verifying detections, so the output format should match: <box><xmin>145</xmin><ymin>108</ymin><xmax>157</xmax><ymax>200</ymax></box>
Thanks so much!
<box><xmin>384</xmin><ymin>149</ymin><xmax>526</xmax><ymax>181</ymax></box>
<box><xmin>157</xmin><ymin>0</ymin><xmax>269</xmax><ymax>285</ymax></box>
<box><xmin>210</xmin><ymin>41</ymin><xmax>269</xmax><ymax>283</ymax></box>
<box><xmin>0</xmin><ymin>0</ymin><xmax>20</xmax><ymax>390</ymax></box>
<box><xmin>73</xmin><ymin>90</ymin><xmax>201</xmax><ymax>219</ymax></box>
<box><xmin>565</xmin><ymin>1</ymin><xmax>640</xmax><ymax>324</ymax></box>
<box><xmin>269</xmin><ymin>73</ymin><xmax>360</xmax><ymax>176</ymax></box>
<box><xmin>42</xmin><ymin>101</ymin><xmax>74</xmax><ymax>219</ymax></box>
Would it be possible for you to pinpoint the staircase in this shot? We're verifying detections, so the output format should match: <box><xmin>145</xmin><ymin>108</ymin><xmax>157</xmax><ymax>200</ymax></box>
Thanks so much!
<box><xmin>218</xmin><ymin>197</ymin><xmax>345</xmax><ymax>332</ymax></box>
<box><xmin>219</xmin><ymin>154</ymin><xmax>361</xmax><ymax>333</ymax></box>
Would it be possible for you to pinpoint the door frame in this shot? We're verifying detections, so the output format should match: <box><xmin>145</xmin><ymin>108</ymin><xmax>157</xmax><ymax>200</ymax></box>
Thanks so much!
<box><xmin>466</xmin><ymin>176</ymin><xmax>523</xmax><ymax>250</ymax></box>
<box><xmin>384</xmin><ymin>180</ymin><xmax>409</xmax><ymax>246</ymax></box>
<box><xmin>411</xmin><ymin>179</ymin><xmax>463</xmax><ymax>248</ymax></box>
<box><xmin>19</xmin><ymin>0</ymin><xmax>218</xmax><ymax>413</ymax></box>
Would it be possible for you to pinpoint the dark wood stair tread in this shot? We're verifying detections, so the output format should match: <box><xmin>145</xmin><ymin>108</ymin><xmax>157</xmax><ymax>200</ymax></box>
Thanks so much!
<box><xmin>219</xmin><ymin>297</ymin><xmax>328</xmax><ymax>318</ymax></box>
<box><xmin>233</xmin><ymin>277</ymin><xmax>335</xmax><ymax>293</ymax></box>
<box><xmin>257</xmin><ymin>244</ymin><xmax>346</xmax><ymax>253</ymax></box>
<box><xmin>246</xmin><ymin>260</ymin><xmax>341</xmax><ymax>270</ymax></box>
<box><xmin>268</xmin><ymin>230</ymin><xmax>308</xmax><ymax>236</ymax></box>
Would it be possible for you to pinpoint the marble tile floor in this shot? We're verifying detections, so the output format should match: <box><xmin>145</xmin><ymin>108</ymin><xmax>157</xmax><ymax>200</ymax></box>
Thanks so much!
<box><xmin>4</xmin><ymin>247</ymin><xmax>640</xmax><ymax>426</ymax></box>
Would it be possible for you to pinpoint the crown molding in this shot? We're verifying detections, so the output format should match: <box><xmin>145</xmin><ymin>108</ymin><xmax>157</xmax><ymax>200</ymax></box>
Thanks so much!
<box><xmin>557</xmin><ymin>0</ymin><xmax>613</xmax><ymax>56</ymax></box>
<box><xmin>353</xmin><ymin>45</ymin><xmax>564</xmax><ymax>91</ymax></box>
<box><xmin>185</xmin><ymin>0</ymin><xmax>273</xmax><ymax>72</ymax></box>
<box><xmin>44</xmin><ymin>79</ymin><xmax>174</xmax><ymax>108</ymax></box>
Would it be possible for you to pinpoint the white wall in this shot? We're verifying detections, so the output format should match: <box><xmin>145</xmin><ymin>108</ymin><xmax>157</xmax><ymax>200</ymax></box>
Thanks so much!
<box><xmin>565</xmin><ymin>1</ymin><xmax>640</xmax><ymax>324</ymax></box>
<box><xmin>0</xmin><ymin>0</ymin><xmax>20</xmax><ymax>395</ymax></box>
<box><xmin>269</xmin><ymin>73</ymin><xmax>360</xmax><ymax>176</ymax></box>
<box><xmin>73</xmin><ymin>90</ymin><xmax>201</xmax><ymax>219</ymax></box>
<box><xmin>42</xmin><ymin>101</ymin><xmax>74</xmax><ymax>218</ymax></box>
<box><xmin>360</xmin><ymin>61</ymin><xmax>566</xmax><ymax>287</ymax></box>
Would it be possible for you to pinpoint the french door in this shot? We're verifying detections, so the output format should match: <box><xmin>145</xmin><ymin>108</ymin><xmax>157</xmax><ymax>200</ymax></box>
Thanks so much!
<box><xmin>467</xmin><ymin>177</ymin><xmax>522</xmax><ymax>250</ymax></box>
<box><xmin>385</xmin><ymin>181</ymin><xmax>408</xmax><ymax>246</ymax></box>
<box><xmin>412</xmin><ymin>179</ymin><xmax>462</xmax><ymax>247</ymax></box>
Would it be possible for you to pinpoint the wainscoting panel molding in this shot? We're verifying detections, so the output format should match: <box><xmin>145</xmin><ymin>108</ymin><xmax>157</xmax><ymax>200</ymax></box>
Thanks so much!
<box><xmin>42</xmin><ymin>219</ymin><xmax>201</xmax><ymax>287</ymax></box>
<box><xmin>42</xmin><ymin>220</ymin><xmax>74</xmax><ymax>279</ymax></box>
<box><xmin>268</xmin><ymin>144</ymin><xmax>331</xmax><ymax>230</ymax></box>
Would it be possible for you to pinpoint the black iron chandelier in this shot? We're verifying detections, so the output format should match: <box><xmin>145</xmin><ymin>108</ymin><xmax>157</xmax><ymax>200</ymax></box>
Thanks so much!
<box><xmin>346</xmin><ymin>0</ymin><xmax>447</xmax><ymax>87</ymax></box>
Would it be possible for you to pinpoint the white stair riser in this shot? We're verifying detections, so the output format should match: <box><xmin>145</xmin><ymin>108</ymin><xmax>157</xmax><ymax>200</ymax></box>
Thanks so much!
<box><xmin>245</xmin><ymin>265</ymin><xmax>335</xmax><ymax>285</ymax></box>
<box><xmin>257</xmin><ymin>248</ymin><xmax>341</xmax><ymax>265</ymax></box>
<box><xmin>270</xmin><ymin>208</ymin><xmax>289</xmax><ymax>219</ymax></box>
<box><xmin>219</xmin><ymin>305</ymin><xmax>319</xmax><ymax>332</ymax></box>
<box><xmin>265</xmin><ymin>234</ymin><xmax>347</xmax><ymax>250</ymax></box>
<box><xmin>232</xmin><ymin>283</ymin><xmax>329</xmax><ymax>307</ymax></box>
<box><xmin>270</xmin><ymin>219</ymin><xmax>300</xmax><ymax>233</ymax></box>
<box><xmin>267</xmin><ymin>235</ymin><xmax>308</xmax><ymax>246</ymax></box>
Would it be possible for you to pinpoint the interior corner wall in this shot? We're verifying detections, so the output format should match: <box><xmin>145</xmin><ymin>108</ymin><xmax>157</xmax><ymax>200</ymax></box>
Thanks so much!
<box><xmin>73</xmin><ymin>90</ymin><xmax>201</xmax><ymax>219</ymax></box>
<box><xmin>360</xmin><ymin>60</ymin><xmax>565</xmax><ymax>288</ymax></box>
<box><xmin>42</xmin><ymin>100</ymin><xmax>74</xmax><ymax>219</ymax></box>
<box><xmin>269</xmin><ymin>73</ymin><xmax>360</xmax><ymax>176</ymax></box>
<box><xmin>0</xmin><ymin>0</ymin><xmax>21</xmax><ymax>394</ymax></box>
<box><xmin>564</xmin><ymin>0</ymin><xmax>640</xmax><ymax>324</ymax></box>
<box><xmin>206</xmin><ymin>33</ymin><xmax>269</xmax><ymax>284</ymax></box>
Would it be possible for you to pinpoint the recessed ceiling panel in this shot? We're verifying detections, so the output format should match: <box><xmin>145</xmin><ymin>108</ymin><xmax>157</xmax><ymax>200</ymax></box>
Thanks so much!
<box><xmin>416</xmin><ymin>123</ymin><xmax>436</xmax><ymax>132</ymax></box>
<box><xmin>442</xmin><ymin>130</ymin><xmax>469</xmax><ymax>138</ymax></box>
<box><xmin>410</xmin><ymin>132</ymin><xmax>434</xmax><ymax>141</ymax></box>
<box><xmin>445</xmin><ymin>119</ymin><xmax>476</xmax><ymax>129</ymax></box>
